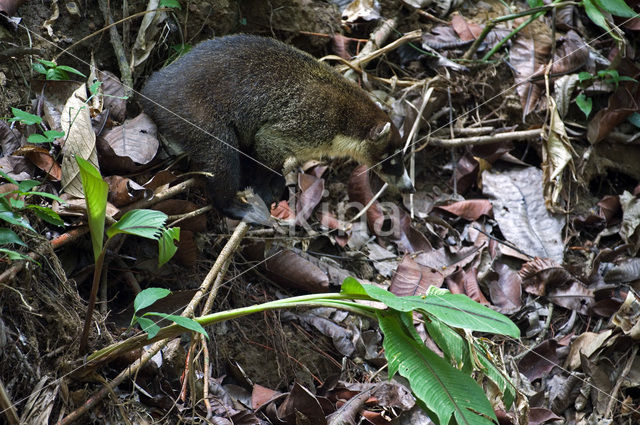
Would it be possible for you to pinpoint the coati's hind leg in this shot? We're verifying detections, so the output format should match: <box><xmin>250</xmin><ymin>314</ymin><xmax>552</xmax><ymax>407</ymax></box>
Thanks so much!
<box><xmin>203</xmin><ymin>127</ymin><xmax>271</xmax><ymax>225</ymax></box>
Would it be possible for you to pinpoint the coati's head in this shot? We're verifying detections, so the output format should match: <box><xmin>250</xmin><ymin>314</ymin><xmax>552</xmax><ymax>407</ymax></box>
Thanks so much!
<box><xmin>366</xmin><ymin>122</ymin><xmax>415</xmax><ymax>193</ymax></box>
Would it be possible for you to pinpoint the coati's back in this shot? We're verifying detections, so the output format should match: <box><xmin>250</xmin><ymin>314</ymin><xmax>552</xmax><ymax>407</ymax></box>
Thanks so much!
<box><xmin>141</xmin><ymin>34</ymin><xmax>412</xmax><ymax>223</ymax></box>
<box><xmin>140</xmin><ymin>35</ymin><xmax>397</xmax><ymax>169</ymax></box>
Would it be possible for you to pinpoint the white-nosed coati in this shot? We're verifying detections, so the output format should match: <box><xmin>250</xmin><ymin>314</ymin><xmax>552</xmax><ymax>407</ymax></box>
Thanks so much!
<box><xmin>141</xmin><ymin>34</ymin><xmax>414</xmax><ymax>224</ymax></box>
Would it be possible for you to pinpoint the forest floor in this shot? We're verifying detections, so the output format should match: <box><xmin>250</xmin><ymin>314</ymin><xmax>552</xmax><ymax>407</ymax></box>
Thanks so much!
<box><xmin>1</xmin><ymin>0</ymin><xmax>640</xmax><ymax>424</ymax></box>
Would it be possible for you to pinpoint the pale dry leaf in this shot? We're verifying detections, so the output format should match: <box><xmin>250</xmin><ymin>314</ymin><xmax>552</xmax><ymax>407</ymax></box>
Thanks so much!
<box><xmin>60</xmin><ymin>83</ymin><xmax>98</xmax><ymax>198</ymax></box>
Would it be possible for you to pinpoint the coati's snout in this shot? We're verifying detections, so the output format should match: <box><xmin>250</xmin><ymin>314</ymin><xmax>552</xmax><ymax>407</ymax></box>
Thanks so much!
<box><xmin>376</xmin><ymin>151</ymin><xmax>415</xmax><ymax>193</ymax></box>
<box><xmin>368</xmin><ymin>123</ymin><xmax>415</xmax><ymax>193</ymax></box>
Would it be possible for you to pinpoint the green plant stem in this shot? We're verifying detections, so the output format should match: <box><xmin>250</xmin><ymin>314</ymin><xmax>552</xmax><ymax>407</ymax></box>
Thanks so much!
<box><xmin>84</xmin><ymin>293</ymin><xmax>377</xmax><ymax>367</ymax></box>
<box><xmin>78</xmin><ymin>239</ymin><xmax>111</xmax><ymax>354</ymax></box>
<box><xmin>478</xmin><ymin>0</ymin><xmax>569</xmax><ymax>61</ymax></box>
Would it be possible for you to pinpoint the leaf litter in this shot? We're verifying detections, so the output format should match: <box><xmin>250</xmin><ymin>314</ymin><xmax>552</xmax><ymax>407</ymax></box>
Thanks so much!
<box><xmin>1</xmin><ymin>0</ymin><xmax>640</xmax><ymax>424</ymax></box>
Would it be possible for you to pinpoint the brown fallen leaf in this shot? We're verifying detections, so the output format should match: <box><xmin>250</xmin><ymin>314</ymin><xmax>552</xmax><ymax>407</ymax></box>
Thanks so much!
<box><xmin>12</xmin><ymin>145</ymin><xmax>61</xmax><ymax>181</ymax></box>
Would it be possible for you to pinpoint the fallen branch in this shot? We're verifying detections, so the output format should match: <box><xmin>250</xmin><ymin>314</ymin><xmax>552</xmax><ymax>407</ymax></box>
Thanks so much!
<box><xmin>426</xmin><ymin>128</ymin><xmax>542</xmax><ymax>148</ymax></box>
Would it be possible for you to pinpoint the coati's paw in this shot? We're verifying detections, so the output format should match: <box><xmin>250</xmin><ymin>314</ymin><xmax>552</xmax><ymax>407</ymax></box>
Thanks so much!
<box><xmin>223</xmin><ymin>188</ymin><xmax>273</xmax><ymax>226</ymax></box>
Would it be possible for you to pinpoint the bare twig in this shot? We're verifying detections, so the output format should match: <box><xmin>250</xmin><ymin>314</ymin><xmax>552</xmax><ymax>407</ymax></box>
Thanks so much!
<box><xmin>97</xmin><ymin>0</ymin><xmax>133</xmax><ymax>96</ymax></box>
<box><xmin>425</xmin><ymin>128</ymin><xmax>542</xmax><ymax>148</ymax></box>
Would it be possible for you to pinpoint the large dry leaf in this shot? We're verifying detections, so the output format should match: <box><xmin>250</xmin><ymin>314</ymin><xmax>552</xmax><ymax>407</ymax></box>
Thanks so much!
<box><xmin>509</xmin><ymin>23</ymin><xmax>551</xmax><ymax>116</ymax></box>
<box><xmin>611</xmin><ymin>290</ymin><xmax>640</xmax><ymax>339</ymax></box>
<box><xmin>482</xmin><ymin>167</ymin><xmax>565</xmax><ymax>263</ymax></box>
<box><xmin>13</xmin><ymin>145</ymin><xmax>62</xmax><ymax>180</ymax></box>
<box><xmin>98</xmin><ymin>113</ymin><xmax>158</xmax><ymax>168</ymax></box>
<box><xmin>60</xmin><ymin>83</ymin><xmax>98</xmax><ymax>198</ymax></box>
<box><xmin>389</xmin><ymin>255</ymin><xmax>443</xmax><ymax>296</ymax></box>
<box><xmin>587</xmin><ymin>84</ymin><xmax>639</xmax><ymax>143</ymax></box>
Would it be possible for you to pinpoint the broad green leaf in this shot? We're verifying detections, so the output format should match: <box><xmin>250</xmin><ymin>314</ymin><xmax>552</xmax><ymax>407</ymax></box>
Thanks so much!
<box><xmin>32</xmin><ymin>62</ymin><xmax>47</xmax><ymax>75</ymax></box>
<box><xmin>76</xmin><ymin>156</ymin><xmax>108</xmax><ymax>261</ymax></box>
<box><xmin>107</xmin><ymin>209</ymin><xmax>167</xmax><ymax>240</ymax></box>
<box><xmin>0</xmin><ymin>248</ymin><xmax>37</xmax><ymax>262</ymax></box>
<box><xmin>56</xmin><ymin>65</ymin><xmax>86</xmax><ymax>78</ymax></box>
<box><xmin>27</xmin><ymin>205</ymin><xmax>64</xmax><ymax>226</ymax></box>
<box><xmin>18</xmin><ymin>180</ymin><xmax>40</xmax><ymax>193</ymax></box>
<box><xmin>9</xmin><ymin>108</ymin><xmax>42</xmax><ymax>125</ymax></box>
<box><xmin>27</xmin><ymin>134</ymin><xmax>51</xmax><ymax>144</ymax></box>
<box><xmin>578</xmin><ymin>71</ymin><xmax>593</xmax><ymax>82</ymax></box>
<box><xmin>594</xmin><ymin>0</ymin><xmax>637</xmax><ymax>17</ymax></box>
<box><xmin>474</xmin><ymin>343</ymin><xmax>516</xmax><ymax>409</ymax></box>
<box><xmin>133</xmin><ymin>287</ymin><xmax>171</xmax><ymax>314</ymax></box>
<box><xmin>9</xmin><ymin>198</ymin><xmax>24</xmax><ymax>209</ymax></box>
<box><xmin>0</xmin><ymin>228</ymin><xmax>27</xmax><ymax>247</ymax></box>
<box><xmin>582</xmin><ymin>0</ymin><xmax>611</xmax><ymax>32</ymax></box>
<box><xmin>145</xmin><ymin>313</ymin><xmax>209</xmax><ymax>339</ymax></box>
<box><xmin>135</xmin><ymin>317</ymin><xmax>161</xmax><ymax>339</ymax></box>
<box><xmin>158</xmin><ymin>227</ymin><xmax>180</xmax><ymax>267</ymax></box>
<box><xmin>527</xmin><ymin>0</ymin><xmax>544</xmax><ymax>7</ymax></box>
<box><xmin>379</xmin><ymin>310</ymin><xmax>496</xmax><ymax>425</ymax></box>
<box><xmin>576</xmin><ymin>93</ymin><xmax>593</xmax><ymax>118</ymax></box>
<box><xmin>44</xmin><ymin>130</ymin><xmax>65</xmax><ymax>139</ymax></box>
<box><xmin>340</xmin><ymin>276</ymin><xmax>369</xmax><ymax>296</ymax></box>
<box><xmin>425</xmin><ymin>317</ymin><xmax>473</xmax><ymax>374</ymax></box>
<box><xmin>0</xmin><ymin>207</ymin><xmax>35</xmax><ymax>232</ymax></box>
<box><xmin>357</xmin><ymin>282</ymin><xmax>520</xmax><ymax>337</ymax></box>
<box><xmin>160</xmin><ymin>0</ymin><xmax>182</xmax><ymax>8</ymax></box>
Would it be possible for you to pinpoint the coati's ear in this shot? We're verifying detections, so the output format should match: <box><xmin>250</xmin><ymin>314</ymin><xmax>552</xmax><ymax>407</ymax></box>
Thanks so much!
<box><xmin>370</xmin><ymin>122</ymin><xmax>391</xmax><ymax>143</ymax></box>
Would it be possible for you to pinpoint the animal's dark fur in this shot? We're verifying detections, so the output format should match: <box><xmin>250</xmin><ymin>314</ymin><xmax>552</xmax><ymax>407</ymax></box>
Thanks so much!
<box><xmin>141</xmin><ymin>34</ymin><xmax>410</xmax><ymax>222</ymax></box>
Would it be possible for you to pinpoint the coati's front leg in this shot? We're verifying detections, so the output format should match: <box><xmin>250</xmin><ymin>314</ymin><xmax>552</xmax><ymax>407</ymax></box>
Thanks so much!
<box><xmin>204</xmin><ymin>127</ymin><xmax>271</xmax><ymax>225</ymax></box>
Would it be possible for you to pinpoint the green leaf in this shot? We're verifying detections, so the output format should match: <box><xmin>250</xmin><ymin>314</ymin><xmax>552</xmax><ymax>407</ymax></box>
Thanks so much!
<box><xmin>38</xmin><ymin>59</ymin><xmax>56</xmax><ymax>67</ymax></box>
<box><xmin>0</xmin><ymin>205</ymin><xmax>35</xmax><ymax>232</ymax></box>
<box><xmin>576</xmin><ymin>93</ymin><xmax>593</xmax><ymax>118</ymax></box>
<box><xmin>107</xmin><ymin>209</ymin><xmax>167</xmax><ymax>240</ymax></box>
<box><xmin>76</xmin><ymin>156</ymin><xmax>108</xmax><ymax>262</ymax></box>
<box><xmin>378</xmin><ymin>310</ymin><xmax>497</xmax><ymax>425</ymax></box>
<box><xmin>160</xmin><ymin>0</ymin><xmax>182</xmax><ymax>8</ymax></box>
<box><xmin>145</xmin><ymin>313</ymin><xmax>209</xmax><ymax>339</ymax></box>
<box><xmin>32</xmin><ymin>62</ymin><xmax>47</xmax><ymax>75</ymax></box>
<box><xmin>628</xmin><ymin>112</ymin><xmax>640</xmax><ymax>128</ymax></box>
<box><xmin>474</xmin><ymin>343</ymin><xmax>516</xmax><ymax>410</ymax></box>
<box><xmin>27</xmin><ymin>205</ymin><xmax>64</xmax><ymax>226</ymax></box>
<box><xmin>527</xmin><ymin>0</ymin><xmax>544</xmax><ymax>7</ymax></box>
<box><xmin>44</xmin><ymin>130</ymin><xmax>65</xmax><ymax>139</ymax></box>
<box><xmin>0</xmin><ymin>170</ymin><xmax>19</xmax><ymax>186</ymax></box>
<box><xmin>582</xmin><ymin>0</ymin><xmax>611</xmax><ymax>32</ymax></box>
<box><xmin>24</xmin><ymin>191</ymin><xmax>65</xmax><ymax>203</ymax></box>
<box><xmin>340</xmin><ymin>276</ymin><xmax>369</xmax><ymax>296</ymax></box>
<box><xmin>0</xmin><ymin>248</ymin><xmax>37</xmax><ymax>262</ymax></box>
<box><xmin>55</xmin><ymin>65</ymin><xmax>86</xmax><ymax>78</ymax></box>
<box><xmin>133</xmin><ymin>287</ymin><xmax>171</xmax><ymax>314</ymax></box>
<box><xmin>27</xmin><ymin>134</ymin><xmax>50</xmax><ymax>144</ymax></box>
<box><xmin>425</xmin><ymin>317</ymin><xmax>473</xmax><ymax>374</ymax></box>
<box><xmin>593</xmin><ymin>0</ymin><xmax>637</xmax><ymax>17</ymax></box>
<box><xmin>0</xmin><ymin>228</ymin><xmax>27</xmax><ymax>247</ymax></box>
<box><xmin>578</xmin><ymin>71</ymin><xmax>593</xmax><ymax>82</ymax></box>
<box><xmin>9</xmin><ymin>108</ymin><xmax>42</xmax><ymax>125</ymax></box>
<box><xmin>158</xmin><ymin>227</ymin><xmax>180</xmax><ymax>267</ymax></box>
<box><xmin>9</xmin><ymin>198</ymin><xmax>24</xmax><ymax>209</ymax></box>
<box><xmin>352</xmin><ymin>282</ymin><xmax>520</xmax><ymax>338</ymax></box>
<box><xmin>135</xmin><ymin>316</ymin><xmax>161</xmax><ymax>339</ymax></box>
<box><xmin>18</xmin><ymin>179</ymin><xmax>41</xmax><ymax>193</ymax></box>
<box><xmin>89</xmin><ymin>80</ymin><xmax>102</xmax><ymax>95</ymax></box>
